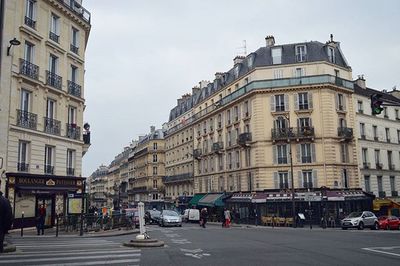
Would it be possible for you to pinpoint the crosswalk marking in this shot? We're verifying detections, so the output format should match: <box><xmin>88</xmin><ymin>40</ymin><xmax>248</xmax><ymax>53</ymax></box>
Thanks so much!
<box><xmin>0</xmin><ymin>249</ymin><xmax>140</xmax><ymax>258</ymax></box>
<box><xmin>35</xmin><ymin>260</ymin><xmax>140</xmax><ymax>266</ymax></box>
<box><xmin>0</xmin><ymin>254</ymin><xmax>141</xmax><ymax>264</ymax></box>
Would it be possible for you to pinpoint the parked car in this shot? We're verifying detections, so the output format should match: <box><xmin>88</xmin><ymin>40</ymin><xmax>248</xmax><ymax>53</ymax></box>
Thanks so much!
<box><xmin>159</xmin><ymin>210</ymin><xmax>182</xmax><ymax>227</ymax></box>
<box><xmin>378</xmin><ymin>216</ymin><xmax>400</xmax><ymax>230</ymax></box>
<box><xmin>182</xmin><ymin>208</ymin><xmax>200</xmax><ymax>223</ymax></box>
<box><xmin>145</xmin><ymin>209</ymin><xmax>161</xmax><ymax>224</ymax></box>
<box><xmin>341</xmin><ymin>211</ymin><xmax>379</xmax><ymax>230</ymax></box>
<box><xmin>125</xmin><ymin>208</ymin><xmax>139</xmax><ymax>228</ymax></box>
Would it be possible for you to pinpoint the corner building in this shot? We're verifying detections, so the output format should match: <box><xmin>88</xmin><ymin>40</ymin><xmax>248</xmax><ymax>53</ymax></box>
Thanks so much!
<box><xmin>189</xmin><ymin>36</ymin><xmax>359</xmax><ymax>193</ymax></box>
<box><xmin>0</xmin><ymin>0</ymin><xmax>91</xmax><ymax>228</ymax></box>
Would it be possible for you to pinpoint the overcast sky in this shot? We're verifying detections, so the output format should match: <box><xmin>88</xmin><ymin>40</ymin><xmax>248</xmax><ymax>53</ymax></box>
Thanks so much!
<box><xmin>82</xmin><ymin>0</ymin><xmax>400</xmax><ymax>176</ymax></box>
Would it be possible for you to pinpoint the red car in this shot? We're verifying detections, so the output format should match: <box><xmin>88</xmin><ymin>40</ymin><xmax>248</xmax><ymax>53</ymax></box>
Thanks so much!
<box><xmin>378</xmin><ymin>216</ymin><xmax>400</xmax><ymax>230</ymax></box>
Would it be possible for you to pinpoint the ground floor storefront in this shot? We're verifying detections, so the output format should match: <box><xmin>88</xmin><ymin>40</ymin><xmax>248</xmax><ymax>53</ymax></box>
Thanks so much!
<box><xmin>5</xmin><ymin>172</ymin><xmax>85</xmax><ymax>229</ymax></box>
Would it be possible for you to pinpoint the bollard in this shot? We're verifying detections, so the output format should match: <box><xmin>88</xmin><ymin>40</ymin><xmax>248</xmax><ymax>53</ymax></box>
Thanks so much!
<box><xmin>21</xmin><ymin>211</ymin><xmax>24</xmax><ymax>237</ymax></box>
<box><xmin>56</xmin><ymin>214</ymin><xmax>59</xmax><ymax>237</ymax></box>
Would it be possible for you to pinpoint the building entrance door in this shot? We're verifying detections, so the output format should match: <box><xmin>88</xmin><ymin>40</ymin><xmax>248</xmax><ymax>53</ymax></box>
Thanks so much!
<box><xmin>36</xmin><ymin>196</ymin><xmax>55</xmax><ymax>227</ymax></box>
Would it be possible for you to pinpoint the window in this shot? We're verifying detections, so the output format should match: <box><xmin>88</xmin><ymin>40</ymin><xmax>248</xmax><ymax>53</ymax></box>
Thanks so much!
<box><xmin>295</xmin><ymin>45</ymin><xmax>307</xmax><ymax>62</ymax></box>
<box><xmin>50</xmin><ymin>13</ymin><xmax>60</xmax><ymax>42</ymax></box>
<box><xmin>271</xmin><ymin>47</ymin><xmax>282</xmax><ymax>64</ymax></box>
<box><xmin>274</xmin><ymin>69</ymin><xmax>283</xmax><ymax>79</ymax></box>
<box><xmin>228</xmin><ymin>153</ymin><xmax>232</xmax><ymax>169</ymax></box>
<box><xmin>275</xmin><ymin>94</ymin><xmax>285</xmax><ymax>112</ymax></box>
<box><xmin>377</xmin><ymin>176</ymin><xmax>383</xmax><ymax>192</ymax></box>
<box><xmin>302</xmin><ymin>171</ymin><xmax>313</xmax><ymax>188</ymax></box>
<box><xmin>67</xmin><ymin>149</ymin><xmax>75</xmax><ymax>175</ymax></box>
<box><xmin>298</xmin><ymin>118</ymin><xmax>311</xmax><ymax>131</ymax></box>
<box><xmin>300</xmin><ymin>143</ymin><xmax>312</xmax><ymax>163</ymax></box>
<box><xmin>337</xmin><ymin>93</ymin><xmax>345</xmax><ymax>111</ymax></box>
<box><xmin>234</xmin><ymin>65</ymin><xmax>239</xmax><ymax>79</ymax></box>
<box><xmin>49</xmin><ymin>54</ymin><xmax>58</xmax><ymax>74</ymax></box>
<box><xmin>18</xmin><ymin>141</ymin><xmax>29</xmax><ymax>171</ymax></box>
<box><xmin>375</xmin><ymin>149</ymin><xmax>380</xmax><ymax>164</ymax></box>
<box><xmin>44</xmin><ymin>146</ymin><xmax>54</xmax><ymax>174</ymax></box>
<box><xmin>396</xmin><ymin>109</ymin><xmax>399</xmax><ymax>120</ymax></box>
<box><xmin>218</xmin><ymin>155</ymin><xmax>224</xmax><ymax>170</ymax></box>
<box><xmin>227</xmin><ymin>110</ymin><xmax>231</xmax><ymax>124</ymax></box>
<box><xmin>360</xmin><ymin>123</ymin><xmax>365</xmax><ymax>138</ymax></box>
<box><xmin>398</xmin><ymin>130</ymin><xmax>400</xmax><ymax>143</ymax></box>
<box><xmin>245</xmin><ymin>149</ymin><xmax>251</xmax><ymax>167</ymax></box>
<box><xmin>25</xmin><ymin>0</ymin><xmax>36</xmax><ymax>28</ymax></box>
<box><xmin>236</xmin><ymin>174</ymin><xmax>242</xmax><ymax>191</ymax></box>
<box><xmin>218</xmin><ymin>176</ymin><xmax>224</xmax><ymax>191</ymax></box>
<box><xmin>235</xmin><ymin>151</ymin><xmax>240</xmax><ymax>168</ymax></box>
<box><xmin>247</xmin><ymin>55</ymin><xmax>254</xmax><ymax>68</ymax></box>
<box><xmin>373</xmin><ymin>125</ymin><xmax>378</xmax><ymax>140</ymax></box>
<box><xmin>153</xmin><ymin>166</ymin><xmax>157</xmax><ymax>175</ymax></box>
<box><xmin>339</xmin><ymin>118</ymin><xmax>346</xmax><ymax>128</ymax></box>
<box><xmin>234</xmin><ymin>106</ymin><xmax>239</xmax><ymax>121</ymax></box>
<box><xmin>153</xmin><ymin>154</ymin><xmax>157</xmax><ymax>162</ymax></box>
<box><xmin>294</xmin><ymin>67</ymin><xmax>305</xmax><ymax>78</ymax></box>
<box><xmin>385</xmin><ymin>128</ymin><xmax>390</xmax><ymax>142</ymax></box>
<box><xmin>153</xmin><ymin>180</ymin><xmax>158</xmax><ymax>189</ymax></box>
<box><xmin>243</xmin><ymin>101</ymin><xmax>249</xmax><ymax>116</ymax></box>
<box><xmin>153</xmin><ymin>143</ymin><xmax>157</xmax><ymax>150</ymax></box>
<box><xmin>340</xmin><ymin>143</ymin><xmax>349</xmax><ymax>163</ymax></box>
<box><xmin>362</xmin><ymin>148</ymin><xmax>368</xmax><ymax>164</ymax></box>
<box><xmin>217</xmin><ymin>114</ymin><xmax>222</xmax><ymax>128</ymax></box>
<box><xmin>247</xmin><ymin>172</ymin><xmax>253</xmax><ymax>191</ymax></box>
<box><xmin>276</xmin><ymin>144</ymin><xmax>288</xmax><ymax>164</ymax></box>
<box><xmin>364</xmin><ymin>175</ymin><xmax>371</xmax><ymax>192</ymax></box>
<box><xmin>342</xmin><ymin>169</ymin><xmax>349</xmax><ymax>188</ymax></box>
<box><xmin>20</xmin><ymin>89</ymin><xmax>31</xmax><ymax>112</ymax></box>
<box><xmin>46</xmin><ymin>98</ymin><xmax>55</xmax><ymax>119</ymax></box>
<box><xmin>383</xmin><ymin>107</ymin><xmax>388</xmax><ymax>118</ymax></box>
<box><xmin>298</xmin><ymin>92</ymin><xmax>309</xmax><ymax>110</ymax></box>
<box><xmin>390</xmin><ymin>176</ymin><xmax>396</xmax><ymax>192</ymax></box>
<box><xmin>279</xmin><ymin>172</ymin><xmax>289</xmax><ymax>189</ymax></box>
<box><xmin>328</xmin><ymin>47</ymin><xmax>335</xmax><ymax>63</ymax></box>
<box><xmin>358</xmin><ymin>101</ymin><xmax>363</xmax><ymax>113</ymax></box>
<box><xmin>71</xmin><ymin>65</ymin><xmax>78</xmax><ymax>83</ymax></box>
<box><xmin>24</xmin><ymin>42</ymin><xmax>34</xmax><ymax>62</ymax></box>
<box><xmin>71</xmin><ymin>27</ymin><xmax>79</xmax><ymax>53</ymax></box>
<box><xmin>388</xmin><ymin>151</ymin><xmax>393</xmax><ymax>169</ymax></box>
<box><xmin>68</xmin><ymin>106</ymin><xmax>77</xmax><ymax>124</ymax></box>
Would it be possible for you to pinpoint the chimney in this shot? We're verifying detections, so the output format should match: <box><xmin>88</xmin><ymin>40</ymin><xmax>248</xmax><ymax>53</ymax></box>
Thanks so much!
<box><xmin>177</xmin><ymin>97</ymin><xmax>183</xmax><ymax>105</ymax></box>
<box><xmin>199</xmin><ymin>80</ymin><xmax>210</xmax><ymax>89</ymax></box>
<box><xmin>192</xmin><ymin>86</ymin><xmax>200</xmax><ymax>95</ymax></box>
<box><xmin>233</xmin><ymin>55</ymin><xmax>245</xmax><ymax>65</ymax></box>
<box><xmin>265</xmin><ymin>35</ymin><xmax>275</xmax><ymax>47</ymax></box>
<box><xmin>215</xmin><ymin>72</ymin><xmax>223</xmax><ymax>80</ymax></box>
<box><xmin>150</xmin><ymin>126</ymin><xmax>155</xmax><ymax>134</ymax></box>
<box><xmin>355</xmin><ymin>75</ymin><xmax>366</xmax><ymax>89</ymax></box>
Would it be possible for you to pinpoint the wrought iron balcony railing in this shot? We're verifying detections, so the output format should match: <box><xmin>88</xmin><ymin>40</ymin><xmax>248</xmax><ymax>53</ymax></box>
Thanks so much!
<box><xmin>17</xmin><ymin>163</ymin><xmax>29</xmax><ymax>172</ymax></box>
<box><xmin>162</xmin><ymin>173</ymin><xmax>194</xmax><ymax>183</ymax></box>
<box><xmin>67</xmin><ymin>80</ymin><xmax>81</xmax><ymax>97</ymax></box>
<box><xmin>66</xmin><ymin>167</ymin><xmax>75</xmax><ymax>176</ymax></box>
<box><xmin>56</xmin><ymin>0</ymin><xmax>91</xmax><ymax>23</ymax></box>
<box><xmin>46</xmin><ymin>71</ymin><xmax>62</xmax><ymax>89</ymax></box>
<box><xmin>20</xmin><ymin>59</ymin><xmax>39</xmax><ymax>80</ymax></box>
<box><xmin>44</xmin><ymin>165</ymin><xmax>54</xmax><ymax>174</ymax></box>
<box><xmin>24</xmin><ymin>16</ymin><xmax>36</xmax><ymax>29</ymax></box>
<box><xmin>392</xmin><ymin>191</ymin><xmax>398</xmax><ymax>197</ymax></box>
<box><xmin>49</xmin><ymin>31</ymin><xmax>59</xmax><ymax>43</ymax></box>
<box><xmin>66</xmin><ymin>123</ymin><xmax>81</xmax><ymax>140</ymax></box>
<box><xmin>193</xmin><ymin>149</ymin><xmax>202</xmax><ymax>159</ymax></box>
<box><xmin>212</xmin><ymin>142</ymin><xmax>224</xmax><ymax>153</ymax></box>
<box><xmin>70</xmin><ymin>44</ymin><xmax>79</xmax><ymax>54</ymax></box>
<box><xmin>17</xmin><ymin>109</ymin><xmax>37</xmax><ymax>130</ymax></box>
<box><xmin>238</xmin><ymin>132</ymin><xmax>252</xmax><ymax>146</ymax></box>
<box><xmin>272</xmin><ymin>127</ymin><xmax>315</xmax><ymax>141</ymax></box>
<box><xmin>277</xmin><ymin>157</ymin><xmax>288</xmax><ymax>164</ymax></box>
<box><xmin>337</xmin><ymin>127</ymin><xmax>353</xmax><ymax>140</ymax></box>
<box><xmin>378</xmin><ymin>191</ymin><xmax>386</xmax><ymax>198</ymax></box>
<box><xmin>44</xmin><ymin>117</ymin><xmax>61</xmax><ymax>135</ymax></box>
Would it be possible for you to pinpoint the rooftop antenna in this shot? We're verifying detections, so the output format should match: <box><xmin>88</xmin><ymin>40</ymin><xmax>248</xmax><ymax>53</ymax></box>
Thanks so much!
<box><xmin>330</xmin><ymin>34</ymin><xmax>334</xmax><ymax>42</ymax></box>
<box><xmin>236</xmin><ymin>40</ymin><xmax>247</xmax><ymax>56</ymax></box>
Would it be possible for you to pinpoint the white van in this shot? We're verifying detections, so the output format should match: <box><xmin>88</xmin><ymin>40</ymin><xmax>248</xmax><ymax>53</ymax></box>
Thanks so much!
<box><xmin>183</xmin><ymin>209</ymin><xmax>200</xmax><ymax>222</ymax></box>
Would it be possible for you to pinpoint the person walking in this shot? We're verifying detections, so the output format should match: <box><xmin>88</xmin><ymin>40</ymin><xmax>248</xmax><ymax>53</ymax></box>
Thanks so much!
<box><xmin>0</xmin><ymin>191</ymin><xmax>13</xmax><ymax>253</ymax></box>
<box><xmin>224</xmin><ymin>208</ymin><xmax>231</xmax><ymax>228</ymax></box>
<box><xmin>37</xmin><ymin>204</ymin><xmax>46</xmax><ymax>235</ymax></box>
<box><xmin>200</xmin><ymin>208</ymin><xmax>208</xmax><ymax>228</ymax></box>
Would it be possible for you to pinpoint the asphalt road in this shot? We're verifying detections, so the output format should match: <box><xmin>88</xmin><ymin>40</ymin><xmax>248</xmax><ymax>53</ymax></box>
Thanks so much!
<box><xmin>2</xmin><ymin>224</ymin><xmax>399</xmax><ymax>265</ymax></box>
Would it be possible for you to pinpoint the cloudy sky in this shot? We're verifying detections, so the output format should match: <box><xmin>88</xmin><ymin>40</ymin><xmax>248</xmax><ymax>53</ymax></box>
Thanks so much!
<box><xmin>82</xmin><ymin>0</ymin><xmax>400</xmax><ymax>176</ymax></box>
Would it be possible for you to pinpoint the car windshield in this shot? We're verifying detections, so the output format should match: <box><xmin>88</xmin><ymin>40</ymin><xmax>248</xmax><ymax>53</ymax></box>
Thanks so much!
<box><xmin>163</xmin><ymin>210</ymin><xmax>179</xmax><ymax>216</ymax></box>
<box><xmin>149</xmin><ymin>210</ymin><xmax>160</xmax><ymax>216</ymax></box>
<box><xmin>378</xmin><ymin>216</ymin><xmax>387</xmax><ymax>220</ymax></box>
<box><xmin>347</xmin><ymin>212</ymin><xmax>362</xmax><ymax>218</ymax></box>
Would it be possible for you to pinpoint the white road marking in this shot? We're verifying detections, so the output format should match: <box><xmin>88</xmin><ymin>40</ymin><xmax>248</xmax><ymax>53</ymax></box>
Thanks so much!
<box><xmin>0</xmin><ymin>249</ymin><xmax>140</xmax><ymax>258</ymax></box>
<box><xmin>362</xmin><ymin>247</ymin><xmax>400</xmax><ymax>257</ymax></box>
<box><xmin>171</xmin><ymin>238</ymin><xmax>191</xmax><ymax>244</ymax></box>
<box><xmin>32</xmin><ymin>259</ymin><xmax>140</xmax><ymax>266</ymax></box>
<box><xmin>180</xmin><ymin>248</ymin><xmax>203</xmax><ymax>253</ymax></box>
<box><xmin>165</xmin><ymin>233</ymin><xmax>180</xmax><ymax>238</ymax></box>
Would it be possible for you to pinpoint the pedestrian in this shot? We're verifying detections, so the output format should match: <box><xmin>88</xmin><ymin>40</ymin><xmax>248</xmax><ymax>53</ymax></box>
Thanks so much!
<box><xmin>224</xmin><ymin>208</ymin><xmax>231</xmax><ymax>228</ymax></box>
<box><xmin>0</xmin><ymin>191</ymin><xmax>13</xmax><ymax>253</ymax></box>
<box><xmin>200</xmin><ymin>208</ymin><xmax>208</xmax><ymax>228</ymax></box>
<box><xmin>36</xmin><ymin>204</ymin><xmax>46</xmax><ymax>235</ymax></box>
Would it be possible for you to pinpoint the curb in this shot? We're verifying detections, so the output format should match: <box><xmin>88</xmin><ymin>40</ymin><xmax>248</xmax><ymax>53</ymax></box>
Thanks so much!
<box><xmin>123</xmin><ymin>239</ymin><xmax>164</xmax><ymax>248</ymax></box>
<box><xmin>3</xmin><ymin>242</ymin><xmax>16</xmax><ymax>253</ymax></box>
<box><xmin>86</xmin><ymin>229</ymin><xmax>140</xmax><ymax>237</ymax></box>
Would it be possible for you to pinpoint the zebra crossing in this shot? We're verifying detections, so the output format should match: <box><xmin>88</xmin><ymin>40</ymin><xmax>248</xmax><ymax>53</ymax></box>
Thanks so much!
<box><xmin>0</xmin><ymin>236</ymin><xmax>141</xmax><ymax>265</ymax></box>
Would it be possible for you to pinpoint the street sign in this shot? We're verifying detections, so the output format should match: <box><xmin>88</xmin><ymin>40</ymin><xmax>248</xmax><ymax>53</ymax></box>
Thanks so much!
<box><xmin>304</xmin><ymin>192</ymin><xmax>320</xmax><ymax>202</ymax></box>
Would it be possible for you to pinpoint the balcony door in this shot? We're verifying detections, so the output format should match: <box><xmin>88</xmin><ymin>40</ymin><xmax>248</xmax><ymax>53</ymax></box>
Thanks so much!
<box><xmin>24</xmin><ymin>42</ymin><xmax>34</xmax><ymax>62</ymax></box>
<box><xmin>68</xmin><ymin>106</ymin><xmax>77</xmax><ymax>125</ymax></box>
<box><xmin>46</xmin><ymin>99</ymin><xmax>55</xmax><ymax>119</ymax></box>
<box><xmin>49</xmin><ymin>54</ymin><xmax>58</xmax><ymax>74</ymax></box>
<box><xmin>20</xmin><ymin>89</ymin><xmax>30</xmax><ymax>112</ymax></box>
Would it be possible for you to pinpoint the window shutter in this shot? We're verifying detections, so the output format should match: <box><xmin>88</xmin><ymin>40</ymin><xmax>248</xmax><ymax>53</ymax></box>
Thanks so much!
<box><xmin>312</xmin><ymin>170</ymin><xmax>318</xmax><ymax>188</ymax></box>
<box><xmin>288</xmin><ymin>172</ymin><xmax>292</xmax><ymax>188</ymax></box>
<box><xmin>296</xmin><ymin>144</ymin><xmax>301</xmax><ymax>163</ymax></box>
<box><xmin>298</xmin><ymin>171</ymin><xmax>303</xmax><ymax>188</ymax></box>
<box><xmin>273</xmin><ymin>145</ymin><xmax>277</xmax><ymax>164</ymax></box>
<box><xmin>311</xmin><ymin>143</ymin><xmax>316</xmax><ymax>163</ymax></box>
<box><xmin>309</xmin><ymin>118</ymin><xmax>313</xmax><ymax>127</ymax></box>
<box><xmin>273</xmin><ymin>172</ymin><xmax>278</xmax><ymax>189</ymax></box>
<box><xmin>297</xmin><ymin>118</ymin><xmax>300</xmax><ymax>128</ymax></box>
<box><xmin>284</xmin><ymin>94</ymin><xmax>289</xmax><ymax>111</ymax></box>
<box><xmin>335</xmin><ymin>93</ymin><xmax>339</xmax><ymax>110</ymax></box>
<box><xmin>308</xmin><ymin>92</ymin><xmax>313</xmax><ymax>109</ymax></box>
<box><xmin>342</xmin><ymin>95</ymin><xmax>347</xmax><ymax>111</ymax></box>
<box><xmin>294</xmin><ymin>93</ymin><xmax>299</xmax><ymax>110</ymax></box>
<box><xmin>302</xmin><ymin>68</ymin><xmax>306</xmax><ymax>77</ymax></box>
<box><xmin>270</xmin><ymin>95</ymin><xmax>276</xmax><ymax>112</ymax></box>
<box><xmin>286</xmin><ymin>144</ymin><xmax>290</xmax><ymax>163</ymax></box>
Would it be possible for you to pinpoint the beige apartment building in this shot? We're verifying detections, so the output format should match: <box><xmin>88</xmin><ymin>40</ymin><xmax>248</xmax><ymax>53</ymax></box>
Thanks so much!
<box><xmin>167</xmin><ymin>36</ymin><xmax>360</xmax><ymax>196</ymax></box>
<box><xmin>0</xmin><ymin>0</ymin><xmax>91</xmax><ymax>228</ymax></box>
<box><xmin>129</xmin><ymin>127</ymin><xmax>165</xmax><ymax>203</ymax></box>
<box><xmin>88</xmin><ymin>164</ymin><xmax>108</xmax><ymax>208</ymax></box>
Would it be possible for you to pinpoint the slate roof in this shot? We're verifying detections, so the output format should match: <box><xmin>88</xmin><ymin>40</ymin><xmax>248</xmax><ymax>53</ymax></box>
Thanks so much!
<box><xmin>354</xmin><ymin>83</ymin><xmax>400</xmax><ymax>103</ymax></box>
<box><xmin>169</xmin><ymin>40</ymin><xmax>351</xmax><ymax>122</ymax></box>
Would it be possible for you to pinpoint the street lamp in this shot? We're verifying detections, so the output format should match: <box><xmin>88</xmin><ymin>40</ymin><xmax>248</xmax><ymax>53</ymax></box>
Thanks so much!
<box><xmin>7</xmin><ymin>38</ymin><xmax>21</xmax><ymax>56</ymax></box>
<box><xmin>283</xmin><ymin>114</ymin><xmax>296</xmax><ymax>227</ymax></box>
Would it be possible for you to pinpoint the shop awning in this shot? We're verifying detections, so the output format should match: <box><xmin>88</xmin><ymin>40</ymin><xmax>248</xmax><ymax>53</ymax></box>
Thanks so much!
<box><xmin>226</xmin><ymin>193</ymin><xmax>254</xmax><ymax>203</ymax></box>
<box><xmin>252</xmin><ymin>193</ymin><xmax>268</xmax><ymax>203</ymax></box>
<box><xmin>198</xmin><ymin>193</ymin><xmax>225</xmax><ymax>207</ymax></box>
<box><xmin>189</xmin><ymin>193</ymin><xmax>206</xmax><ymax>207</ymax></box>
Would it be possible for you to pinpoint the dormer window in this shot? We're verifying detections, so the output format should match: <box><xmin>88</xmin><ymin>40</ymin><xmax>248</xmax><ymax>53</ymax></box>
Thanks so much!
<box><xmin>271</xmin><ymin>47</ymin><xmax>282</xmax><ymax>64</ymax></box>
<box><xmin>247</xmin><ymin>54</ymin><xmax>254</xmax><ymax>68</ymax></box>
<box><xmin>234</xmin><ymin>65</ymin><xmax>240</xmax><ymax>79</ymax></box>
<box><xmin>328</xmin><ymin>47</ymin><xmax>335</xmax><ymax>63</ymax></box>
<box><xmin>295</xmin><ymin>45</ymin><xmax>307</xmax><ymax>62</ymax></box>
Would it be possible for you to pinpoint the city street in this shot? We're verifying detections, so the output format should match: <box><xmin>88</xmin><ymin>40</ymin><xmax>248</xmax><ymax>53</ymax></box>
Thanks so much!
<box><xmin>2</xmin><ymin>223</ymin><xmax>400</xmax><ymax>265</ymax></box>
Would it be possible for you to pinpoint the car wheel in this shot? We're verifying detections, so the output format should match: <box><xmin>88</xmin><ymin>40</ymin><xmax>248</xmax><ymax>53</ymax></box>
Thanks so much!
<box><xmin>179</xmin><ymin>224</ymin><xmax>182</xmax><ymax>227</ymax></box>
<box><xmin>341</xmin><ymin>227</ymin><xmax>347</xmax><ymax>230</ymax></box>
<box><xmin>358</xmin><ymin>222</ymin><xmax>364</xmax><ymax>230</ymax></box>
<box><xmin>386</xmin><ymin>224</ymin><xmax>390</xmax><ymax>230</ymax></box>
<box><xmin>371</xmin><ymin>222</ymin><xmax>379</xmax><ymax>230</ymax></box>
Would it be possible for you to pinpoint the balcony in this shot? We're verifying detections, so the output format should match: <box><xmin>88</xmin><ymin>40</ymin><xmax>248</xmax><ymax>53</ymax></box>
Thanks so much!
<box><xmin>67</xmin><ymin>80</ymin><xmax>82</xmax><ymax>97</ymax></box>
<box><xmin>378</xmin><ymin>191</ymin><xmax>386</xmax><ymax>198</ymax></box>
<box><xmin>44</xmin><ymin>117</ymin><xmax>61</xmax><ymax>135</ymax></box>
<box><xmin>303</xmin><ymin>182</ymin><xmax>313</xmax><ymax>189</ymax></box>
<box><xmin>17</xmin><ymin>109</ymin><xmax>37</xmax><ymax>130</ymax></box>
<box><xmin>392</xmin><ymin>191</ymin><xmax>398</xmax><ymax>197</ymax></box>
<box><xmin>49</xmin><ymin>31</ymin><xmax>59</xmax><ymax>43</ymax></box>
<box><xmin>70</xmin><ymin>44</ymin><xmax>79</xmax><ymax>54</ymax></box>
<box><xmin>162</xmin><ymin>173</ymin><xmax>194</xmax><ymax>184</ymax></box>
<box><xmin>238</xmin><ymin>132</ymin><xmax>252</xmax><ymax>146</ymax></box>
<box><xmin>46</xmin><ymin>71</ymin><xmax>62</xmax><ymax>90</ymax></box>
<box><xmin>193</xmin><ymin>149</ymin><xmax>202</xmax><ymax>160</ymax></box>
<box><xmin>17</xmin><ymin>163</ymin><xmax>29</xmax><ymax>172</ymax></box>
<box><xmin>24</xmin><ymin>16</ymin><xmax>36</xmax><ymax>29</ymax></box>
<box><xmin>20</xmin><ymin>59</ymin><xmax>39</xmax><ymax>80</ymax></box>
<box><xmin>66</xmin><ymin>123</ymin><xmax>80</xmax><ymax>140</ymax></box>
<box><xmin>212</xmin><ymin>142</ymin><xmax>224</xmax><ymax>153</ymax></box>
<box><xmin>363</xmin><ymin>162</ymin><xmax>370</xmax><ymax>169</ymax></box>
<box><xmin>337</xmin><ymin>127</ymin><xmax>353</xmax><ymax>140</ymax></box>
<box><xmin>376</xmin><ymin>163</ymin><xmax>383</xmax><ymax>170</ymax></box>
<box><xmin>271</xmin><ymin>128</ymin><xmax>295</xmax><ymax>141</ymax></box>
<box><xmin>44</xmin><ymin>165</ymin><xmax>54</xmax><ymax>174</ymax></box>
<box><xmin>66</xmin><ymin>167</ymin><xmax>75</xmax><ymax>176</ymax></box>
<box><xmin>56</xmin><ymin>0</ymin><xmax>91</xmax><ymax>23</ymax></box>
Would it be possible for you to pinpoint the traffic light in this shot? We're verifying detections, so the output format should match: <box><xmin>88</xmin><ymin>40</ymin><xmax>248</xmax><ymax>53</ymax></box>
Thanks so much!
<box><xmin>370</xmin><ymin>93</ymin><xmax>384</xmax><ymax>115</ymax></box>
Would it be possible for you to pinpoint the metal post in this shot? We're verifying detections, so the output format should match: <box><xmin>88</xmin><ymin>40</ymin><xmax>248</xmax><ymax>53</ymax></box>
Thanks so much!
<box><xmin>80</xmin><ymin>181</ymin><xmax>86</xmax><ymax>236</ymax></box>
<box><xmin>286</xmin><ymin>115</ymin><xmax>296</xmax><ymax>228</ymax></box>
<box><xmin>138</xmin><ymin>202</ymin><xmax>146</xmax><ymax>237</ymax></box>
<box><xmin>56</xmin><ymin>214</ymin><xmax>59</xmax><ymax>237</ymax></box>
<box><xmin>308</xmin><ymin>189</ymin><xmax>312</xmax><ymax>230</ymax></box>
<box><xmin>21</xmin><ymin>211</ymin><xmax>24</xmax><ymax>237</ymax></box>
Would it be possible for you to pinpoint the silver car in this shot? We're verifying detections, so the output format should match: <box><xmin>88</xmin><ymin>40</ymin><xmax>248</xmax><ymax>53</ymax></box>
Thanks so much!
<box><xmin>159</xmin><ymin>210</ymin><xmax>182</xmax><ymax>227</ymax></box>
<box><xmin>341</xmin><ymin>211</ymin><xmax>379</xmax><ymax>230</ymax></box>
